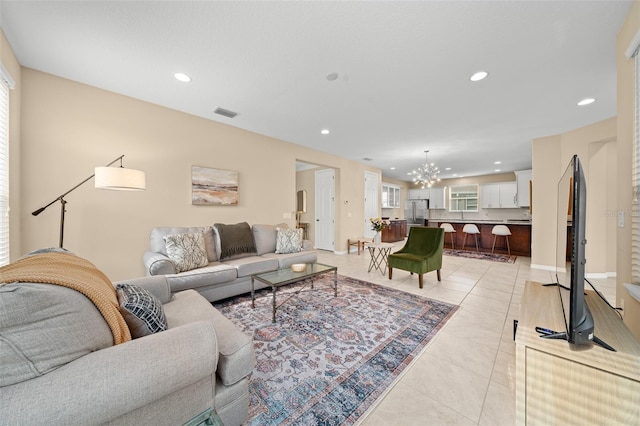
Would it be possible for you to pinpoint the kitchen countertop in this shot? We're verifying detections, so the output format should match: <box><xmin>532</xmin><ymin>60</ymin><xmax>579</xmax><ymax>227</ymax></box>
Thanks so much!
<box><xmin>430</xmin><ymin>219</ymin><xmax>531</xmax><ymax>225</ymax></box>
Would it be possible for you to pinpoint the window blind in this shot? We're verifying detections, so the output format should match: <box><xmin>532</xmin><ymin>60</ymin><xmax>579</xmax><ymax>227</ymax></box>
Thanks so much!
<box><xmin>0</xmin><ymin>67</ymin><xmax>10</xmax><ymax>266</ymax></box>
<box><xmin>633</xmin><ymin>52</ymin><xmax>640</xmax><ymax>282</ymax></box>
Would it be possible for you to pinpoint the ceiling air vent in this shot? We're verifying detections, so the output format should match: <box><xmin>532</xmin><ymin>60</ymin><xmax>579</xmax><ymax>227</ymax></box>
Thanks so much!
<box><xmin>214</xmin><ymin>107</ymin><xmax>238</xmax><ymax>118</ymax></box>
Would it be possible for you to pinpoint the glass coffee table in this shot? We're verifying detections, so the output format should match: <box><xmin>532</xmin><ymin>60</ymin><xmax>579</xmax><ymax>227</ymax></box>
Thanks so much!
<box><xmin>251</xmin><ymin>263</ymin><xmax>338</xmax><ymax>323</ymax></box>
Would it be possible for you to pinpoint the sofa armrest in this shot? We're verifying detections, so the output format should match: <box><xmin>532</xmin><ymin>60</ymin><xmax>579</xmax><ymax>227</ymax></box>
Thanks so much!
<box><xmin>302</xmin><ymin>240</ymin><xmax>314</xmax><ymax>251</ymax></box>
<box><xmin>0</xmin><ymin>321</ymin><xmax>217</xmax><ymax>425</ymax></box>
<box><xmin>143</xmin><ymin>251</ymin><xmax>177</xmax><ymax>275</ymax></box>
<box><xmin>114</xmin><ymin>275</ymin><xmax>172</xmax><ymax>304</ymax></box>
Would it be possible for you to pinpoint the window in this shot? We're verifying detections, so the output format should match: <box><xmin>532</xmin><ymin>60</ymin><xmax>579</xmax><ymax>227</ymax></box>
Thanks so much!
<box><xmin>449</xmin><ymin>185</ymin><xmax>478</xmax><ymax>212</ymax></box>
<box><xmin>0</xmin><ymin>64</ymin><xmax>14</xmax><ymax>266</ymax></box>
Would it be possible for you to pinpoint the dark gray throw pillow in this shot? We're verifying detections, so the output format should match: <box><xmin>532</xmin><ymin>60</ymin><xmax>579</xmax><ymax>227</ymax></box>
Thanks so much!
<box><xmin>214</xmin><ymin>222</ymin><xmax>257</xmax><ymax>260</ymax></box>
<box><xmin>116</xmin><ymin>284</ymin><xmax>168</xmax><ymax>338</ymax></box>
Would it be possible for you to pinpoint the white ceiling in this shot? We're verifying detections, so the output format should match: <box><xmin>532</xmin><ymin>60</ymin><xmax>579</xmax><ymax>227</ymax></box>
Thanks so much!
<box><xmin>0</xmin><ymin>1</ymin><xmax>633</xmax><ymax>181</ymax></box>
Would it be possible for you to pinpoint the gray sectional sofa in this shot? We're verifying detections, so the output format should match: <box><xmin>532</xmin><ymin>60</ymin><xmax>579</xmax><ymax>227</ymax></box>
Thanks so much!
<box><xmin>143</xmin><ymin>223</ymin><xmax>318</xmax><ymax>302</ymax></box>
<box><xmin>0</xmin><ymin>270</ymin><xmax>255</xmax><ymax>426</ymax></box>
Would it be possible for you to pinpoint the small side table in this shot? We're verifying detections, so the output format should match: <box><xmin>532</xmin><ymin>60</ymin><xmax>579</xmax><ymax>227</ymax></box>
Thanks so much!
<box><xmin>367</xmin><ymin>243</ymin><xmax>394</xmax><ymax>275</ymax></box>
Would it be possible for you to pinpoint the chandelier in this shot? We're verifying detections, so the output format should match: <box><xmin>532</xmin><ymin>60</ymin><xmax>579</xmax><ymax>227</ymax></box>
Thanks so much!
<box><xmin>412</xmin><ymin>150</ymin><xmax>441</xmax><ymax>188</ymax></box>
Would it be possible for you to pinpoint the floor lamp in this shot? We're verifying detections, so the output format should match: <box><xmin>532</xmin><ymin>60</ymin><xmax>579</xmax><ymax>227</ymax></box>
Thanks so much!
<box><xmin>32</xmin><ymin>154</ymin><xmax>146</xmax><ymax>248</ymax></box>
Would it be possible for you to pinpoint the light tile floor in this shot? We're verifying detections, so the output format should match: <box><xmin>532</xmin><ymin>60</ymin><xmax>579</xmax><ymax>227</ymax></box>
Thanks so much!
<box><xmin>314</xmin><ymin>242</ymin><xmax>617</xmax><ymax>426</ymax></box>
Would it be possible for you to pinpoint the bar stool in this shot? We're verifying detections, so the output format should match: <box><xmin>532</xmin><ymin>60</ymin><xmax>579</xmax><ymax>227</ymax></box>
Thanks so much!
<box><xmin>440</xmin><ymin>223</ymin><xmax>456</xmax><ymax>249</ymax></box>
<box><xmin>491</xmin><ymin>224</ymin><xmax>512</xmax><ymax>255</ymax></box>
<box><xmin>462</xmin><ymin>224</ymin><xmax>480</xmax><ymax>252</ymax></box>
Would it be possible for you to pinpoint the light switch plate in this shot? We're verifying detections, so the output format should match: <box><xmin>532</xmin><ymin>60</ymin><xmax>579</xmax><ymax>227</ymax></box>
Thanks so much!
<box><xmin>618</xmin><ymin>211</ymin><xmax>625</xmax><ymax>228</ymax></box>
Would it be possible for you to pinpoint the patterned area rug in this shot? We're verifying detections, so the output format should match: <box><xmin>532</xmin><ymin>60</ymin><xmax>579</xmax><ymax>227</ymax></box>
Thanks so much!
<box><xmin>444</xmin><ymin>248</ymin><xmax>517</xmax><ymax>263</ymax></box>
<box><xmin>214</xmin><ymin>275</ymin><xmax>458</xmax><ymax>426</ymax></box>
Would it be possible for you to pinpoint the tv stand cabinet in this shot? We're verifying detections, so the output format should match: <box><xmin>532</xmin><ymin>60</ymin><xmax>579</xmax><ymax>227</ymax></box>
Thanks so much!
<box><xmin>516</xmin><ymin>281</ymin><xmax>640</xmax><ymax>425</ymax></box>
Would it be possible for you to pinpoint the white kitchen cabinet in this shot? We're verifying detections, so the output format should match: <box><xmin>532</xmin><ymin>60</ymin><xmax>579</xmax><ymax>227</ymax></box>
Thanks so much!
<box><xmin>481</xmin><ymin>184</ymin><xmax>500</xmax><ymax>208</ymax></box>
<box><xmin>382</xmin><ymin>183</ymin><xmax>400</xmax><ymax>208</ymax></box>
<box><xmin>515</xmin><ymin>169</ymin><xmax>532</xmax><ymax>207</ymax></box>
<box><xmin>429</xmin><ymin>187</ymin><xmax>446</xmax><ymax>209</ymax></box>
<box><xmin>408</xmin><ymin>188</ymin><xmax>429</xmax><ymax>200</ymax></box>
<box><xmin>481</xmin><ymin>182</ymin><xmax>517</xmax><ymax>208</ymax></box>
<box><xmin>499</xmin><ymin>182</ymin><xmax>518</xmax><ymax>208</ymax></box>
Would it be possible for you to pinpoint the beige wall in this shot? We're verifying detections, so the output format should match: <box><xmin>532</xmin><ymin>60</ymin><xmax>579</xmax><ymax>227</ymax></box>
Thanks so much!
<box><xmin>617</xmin><ymin>1</ymin><xmax>640</xmax><ymax>339</ymax></box>
<box><xmin>19</xmin><ymin>68</ymin><xmax>380</xmax><ymax>280</ymax></box>
<box><xmin>530</xmin><ymin>118</ymin><xmax>617</xmax><ymax>275</ymax></box>
<box><xmin>1</xmin><ymin>29</ymin><xmax>22</xmax><ymax>259</ymax></box>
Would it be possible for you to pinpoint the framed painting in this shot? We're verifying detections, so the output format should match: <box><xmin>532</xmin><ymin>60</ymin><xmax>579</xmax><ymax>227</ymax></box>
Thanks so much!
<box><xmin>191</xmin><ymin>166</ymin><xmax>238</xmax><ymax>205</ymax></box>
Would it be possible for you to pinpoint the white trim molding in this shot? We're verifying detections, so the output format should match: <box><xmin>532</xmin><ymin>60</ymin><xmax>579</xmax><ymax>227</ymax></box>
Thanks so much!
<box><xmin>626</xmin><ymin>27</ymin><xmax>640</xmax><ymax>59</ymax></box>
<box><xmin>0</xmin><ymin>63</ymin><xmax>15</xmax><ymax>89</ymax></box>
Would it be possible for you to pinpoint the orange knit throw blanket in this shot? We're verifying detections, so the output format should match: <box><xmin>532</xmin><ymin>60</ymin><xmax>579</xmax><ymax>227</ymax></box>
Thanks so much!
<box><xmin>0</xmin><ymin>252</ymin><xmax>131</xmax><ymax>344</ymax></box>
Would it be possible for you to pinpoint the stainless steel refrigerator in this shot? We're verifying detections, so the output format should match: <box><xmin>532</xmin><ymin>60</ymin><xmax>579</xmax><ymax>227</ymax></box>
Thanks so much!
<box><xmin>405</xmin><ymin>199</ymin><xmax>429</xmax><ymax>236</ymax></box>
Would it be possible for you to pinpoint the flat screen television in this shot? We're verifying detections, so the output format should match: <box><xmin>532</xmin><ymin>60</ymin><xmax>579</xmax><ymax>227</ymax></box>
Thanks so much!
<box><xmin>539</xmin><ymin>155</ymin><xmax>614</xmax><ymax>351</ymax></box>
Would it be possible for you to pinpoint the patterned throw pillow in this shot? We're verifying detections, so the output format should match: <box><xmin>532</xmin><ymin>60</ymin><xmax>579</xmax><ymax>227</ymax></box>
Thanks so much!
<box><xmin>275</xmin><ymin>227</ymin><xmax>303</xmax><ymax>254</ymax></box>
<box><xmin>116</xmin><ymin>284</ymin><xmax>168</xmax><ymax>339</ymax></box>
<box><xmin>163</xmin><ymin>232</ymin><xmax>209</xmax><ymax>273</ymax></box>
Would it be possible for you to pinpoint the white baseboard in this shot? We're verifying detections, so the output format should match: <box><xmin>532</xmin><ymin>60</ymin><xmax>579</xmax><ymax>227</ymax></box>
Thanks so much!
<box><xmin>531</xmin><ymin>264</ymin><xmax>615</xmax><ymax>279</ymax></box>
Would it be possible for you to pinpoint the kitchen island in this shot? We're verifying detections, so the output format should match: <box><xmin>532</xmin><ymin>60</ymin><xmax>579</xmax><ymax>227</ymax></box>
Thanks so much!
<box><xmin>430</xmin><ymin>219</ymin><xmax>531</xmax><ymax>257</ymax></box>
<box><xmin>381</xmin><ymin>219</ymin><xmax>407</xmax><ymax>243</ymax></box>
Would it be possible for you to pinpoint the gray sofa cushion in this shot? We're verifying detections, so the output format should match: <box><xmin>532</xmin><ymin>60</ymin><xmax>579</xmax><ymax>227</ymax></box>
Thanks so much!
<box><xmin>213</xmin><ymin>222</ymin><xmax>257</xmax><ymax>260</ymax></box>
<box><xmin>252</xmin><ymin>223</ymin><xmax>288</xmax><ymax>255</ymax></box>
<box><xmin>223</xmin><ymin>256</ymin><xmax>279</xmax><ymax>278</ymax></box>
<box><xmin>165</xmin><ymin>262</ymin><xmax>237</xmax><ymax>293</ymax></box>
<box><xmin>262</xmin><ymin>250</ymin><xmax>319</xmax><ymax>268</ymax></box>
<box><xmin>0</xmin><ymin>283</ymin><xmax>113</xmax><ymax>387</ymax></box>
<box><xmin>150</xmin><ymin>227</ymin><xmax>218</xmax><ymax>262</ymax></box>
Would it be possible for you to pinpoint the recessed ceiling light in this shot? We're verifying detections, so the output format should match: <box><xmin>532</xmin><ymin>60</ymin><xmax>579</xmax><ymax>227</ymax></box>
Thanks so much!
<box><xmin>445</xmin><ymin>167</ymin><xmax>451</xmax><ymax>171</ymax></box>
<box><xmin>494</xmin><ymin>161</ymin><xmax>502</xmax><ymax>165</ymax></box>
<box><xmin>321</xmin><ymin>129</ymin><xmax>330</xmax><ymax>135</ymax></box>
<box><xmin>494</xmin><ymin>169</ymin><xmax>501</xmax><ymax>172</ymax></box>
<box><xmin>390</xmin><ymin>167</ymin><xmax>396</xmax><ymax>170</ymax></box>
<box><xmin>453</xmin><ymin>174</ymin><xmax>458</xmax><ymax>177</ymax></box>
<box><xmin>470</xmin><ymin>71</ymin><xmax>489</xmax><ymax>82</ymax></box>
<box><xmin>577</xmin><ymin>98</ymin><xmax>596</xmax><ymax>106</ymax></box>
<box><xmin>174</xmin><ymin>72</ymin><xmax>191</xmax><ymax>82</ymax></box>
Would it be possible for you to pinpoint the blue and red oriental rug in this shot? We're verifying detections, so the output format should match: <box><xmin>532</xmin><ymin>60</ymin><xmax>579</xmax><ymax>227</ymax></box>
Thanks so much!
<box><xmin>214</xmin><ymin>275</ymin><xmax>458</xmax><ymax>426</ymax></box>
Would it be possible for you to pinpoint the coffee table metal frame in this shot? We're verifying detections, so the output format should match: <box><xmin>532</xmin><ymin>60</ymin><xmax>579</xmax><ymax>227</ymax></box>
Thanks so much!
<box><xmin>251</xmin><ymin>263</ymin><xmax>338</xmax><ymax>323</ymax></box>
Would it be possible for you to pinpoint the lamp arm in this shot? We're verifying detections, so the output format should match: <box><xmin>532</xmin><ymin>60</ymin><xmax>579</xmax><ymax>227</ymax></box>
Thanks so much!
<box><xmin>31</xmin><ymin>155</ymin><xmax>125</xmax><ymax>216</ymax></box>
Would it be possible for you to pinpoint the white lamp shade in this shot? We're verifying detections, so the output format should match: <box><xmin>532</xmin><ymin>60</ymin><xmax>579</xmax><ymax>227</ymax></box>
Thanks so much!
<box><xmin>94</xmin><ymin>166</ymin><xmax>146</xmax><ymax>190</ymax></box>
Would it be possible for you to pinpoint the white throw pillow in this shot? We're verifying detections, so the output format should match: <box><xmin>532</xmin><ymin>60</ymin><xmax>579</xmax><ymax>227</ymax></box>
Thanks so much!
<box><xmin>275</xmin><ymin>227</ymin><xmax>303</xmax><ymax>254</ymax></box>
<box><xmin>163</xmin><ymin>232</ymin><xmax>209</xmax><ymax>272</ymax></box>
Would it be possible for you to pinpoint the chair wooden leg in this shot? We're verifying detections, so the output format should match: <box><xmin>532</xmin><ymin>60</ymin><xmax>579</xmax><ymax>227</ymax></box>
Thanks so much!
<box><xmin>437</xmin><ymin>269</ymin><xmax>441</xmax><ymax>281</ymax></box>
<box><xmin>474</xmin><ymin>235</ymin><xmax>479</xmax><ymax>252</ymax></box>
<box><xmin>506</xmin><ymin>236</ymin><xmax>511</xmax><ymax>256</ymax></box>
<box><xmin>388</xmin><ymin>267</ymin><xmax>393</xmax><ymax>280</ymax></box>
<box><xmin>492</xmin><ymin>235</ymin><xmax>497</xmax><ymax>253</ymax></box>
<box><xmin>418</xmin><ymin>274</ymin><xmax>423</xmax><ymax>289</ymax></box>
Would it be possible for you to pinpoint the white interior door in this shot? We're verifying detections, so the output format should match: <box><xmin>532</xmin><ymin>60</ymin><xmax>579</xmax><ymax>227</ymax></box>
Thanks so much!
<box><xmin>315</xmin><ymin>169</ymin><xmax>335</xmax><ymax>251</ymax></box>
<box><xmin>364</xmin><ymin>171</ymin><xmax>379</xmax><ymax>238</ymax></box>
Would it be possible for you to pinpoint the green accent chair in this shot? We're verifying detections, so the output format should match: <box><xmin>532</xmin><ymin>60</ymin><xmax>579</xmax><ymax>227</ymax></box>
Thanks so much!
<box><xmin>388</xmin><ymin>226</ymin><xmax>444</xmax><ymax>288</ymax></box>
